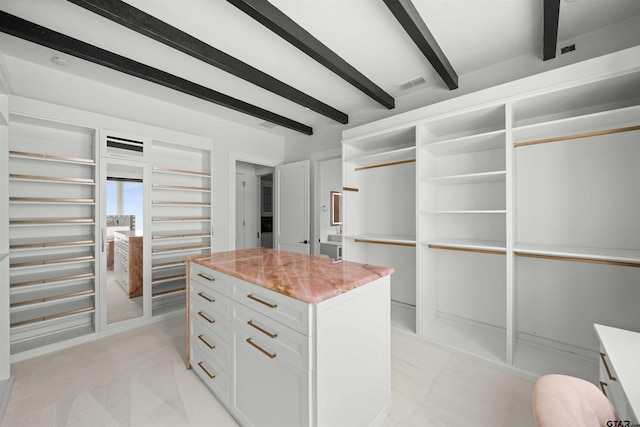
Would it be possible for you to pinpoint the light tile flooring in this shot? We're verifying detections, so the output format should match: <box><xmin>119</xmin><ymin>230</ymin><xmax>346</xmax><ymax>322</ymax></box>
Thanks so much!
<box><xmin>2</xmin><ymin>316</ymin><xmax>536</xmax><ymax>427</ymax></box>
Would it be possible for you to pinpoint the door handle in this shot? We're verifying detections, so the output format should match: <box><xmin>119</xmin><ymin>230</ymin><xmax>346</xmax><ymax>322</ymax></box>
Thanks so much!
<box><xmin>299</xmin><ymin>240</ymin><xmax>309</xmax><ymax>244</ymax></box>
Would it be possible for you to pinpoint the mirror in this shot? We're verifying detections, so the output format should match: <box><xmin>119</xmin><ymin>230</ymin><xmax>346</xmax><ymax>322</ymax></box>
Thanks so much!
<box><xmin>330</xmin><ymin>191</ymin><xmax>342</xmax><ymax>226</ymax></box>
<box><xmin>103</xmin><ymin>161</ymin><xmax>145</xmax><ymax>325</ymax></box>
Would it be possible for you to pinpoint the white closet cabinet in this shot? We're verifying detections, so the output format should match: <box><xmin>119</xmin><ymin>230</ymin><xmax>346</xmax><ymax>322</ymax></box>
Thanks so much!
<box><xmin>343</xmin><ymin>47</ymin><xmax>640</xmax><ymax>381</ymax></box>
<box><xmin>150</xmin><ymin>141</ymin><xmax>212</xmax><ymax>316</ymax></box>
<box><xmin>342</xmin><ymin>127</ymin><xmax>417</xmax><ymax>331</ymax></box>
<box><xmin>8</xmin><ymin>115</ymin><xmax>97</xmax><ymax>354</ymax></box>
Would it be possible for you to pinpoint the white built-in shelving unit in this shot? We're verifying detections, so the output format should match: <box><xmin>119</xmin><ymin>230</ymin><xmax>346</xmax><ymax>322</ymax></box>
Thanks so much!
<box><xmin>8</xmin><ymin>115</ymin><xmax>97</xmax><ymax>354</ymax></box>
<box><xmin>342</xmin><ymin>47</ymin><xmax>640</xmax><ymax>382</ymax></box>
<box><xmin>342</xmin><ymin>126</ymin><xmax>417</xmax><ymax>331</ymax></box>
<box><xmin>150</xmin><ymin>141</ymin><xmax>212</xmax><ymax>316</ymax></box>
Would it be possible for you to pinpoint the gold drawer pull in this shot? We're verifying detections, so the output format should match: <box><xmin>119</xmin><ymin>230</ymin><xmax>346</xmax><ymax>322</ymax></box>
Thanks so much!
<box><xmin>198</xmin><ymin>334</ymin><xmax>215</xmax><ymax>349</ymax></box>
<box><xmin>599</xmin><ymin>381</ymin><xmax>608</xmax><ymax>397</ymax></box>
<box><xmin>198</xmin><ymin>292</ymin><xmax>215</xmax><ymax>303</ymax></box>
<box><xmin>600</xmin><ymin>352</ymin><xmax>617</xmax><ymax>381</ymax></box>
<box><xmin>246</xmin><ymin>338</ymin><xmax>276</xmax><ymax>359</ymax></box>
<box><xmin>197</xmin><ymin>311</ymin><xmax>215</xmax><ymax>324</ymax></box>
<box><xmin>197</xmin><ymin>273</ymin><xmax>215</xmax><ymax>282</ymax></box>
<box><xmin>247</xmin><ymin>320</ymin><xmax>278</xmax><ymax>338</ymax></box>
<box><xmin>247</xmin><ymin>294</ymin><xmax>277</xmax><ymax>308</ymax></box>
<box><xmin>197</xmin><ymin>362</ymin><xmax>216</xmax><ymax>379</ymax></box>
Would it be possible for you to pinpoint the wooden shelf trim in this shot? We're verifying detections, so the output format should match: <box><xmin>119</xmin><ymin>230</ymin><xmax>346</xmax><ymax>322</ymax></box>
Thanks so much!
<box><xmin>10</xmin><ymin>197</ymin><xmax>95</xmax><ymax>204</ymax></box>
<box><xmin>10</xmin><ymin>255</ymin><xmax>94</xmax><ymax>268</ymax></box>
<box><xmin>152</xmin><ymin>260</ymin><xmax>187</xmax><ymax>268</ymax></box>
<box><xmin>354</xmin><ymin>238</ymin><xmax>416</xmax><ymax>247</ymax></box>
<box><xmin>10</xmin><ymin>174</ymin><xmax>95</xmax><ymax>184</ymax></box>
<box><xmin>10</xmin><ymin>239</ymin><xmax>94</xmax><ymax>249</ymax></box>
<box><xmin>428</xmin><ymin>244</ymin><xmax>506</xmax><ymax>256</ymax></box>
<box><xmin>152</xmin><ymin>200</ymin><xmax>210</xmax><ymax>205</ymax></box>
<box><xmin>515</xmin><ymin>125</ymin><xmax>640</xmax><ymax>148</ymax></box>
<box><xmin>152</xmin><ymin>287</ymin><xmax>186</xmax><ymax>297</ymax></box>
<box><xmin>342</xmin><ymin>186</ymin><xmax>359</xmax><ymax>192</ymax></box>
<box><xmin>152</xmin><ymin>244</ymin><xmax>210</xmax><ymax>253</ymax></box>
<box><xmin>10</xmin><ymin>218</ymin><xmax>94</xmax><ymax>225</ymax></box>
<box><xmin>152</xmin><ymin>166</ymin><xmax>210</xmax><ymax>177</ymax></box>
<box><xmin>152</xmin><ymin>184</ymin><xmax>210</xmax><ymax>191</ymax></box>
<box><xmin>152</xmin><ymin>216</ymin><xmax>209</xmax><ymax>222</ymax></box>
<box><xmin>515</xmin><ymin>252</ymin><xmax>640</xmax><ymax>268</ymax></box>
<box><xmin>10</xmin><ymin>306</ymin><xmax>94</xmax><ymax>328</ymax></box>
<box><xmin>11</xmin><ymin>272</ymin><xmax>94</xmax><ymax>288</ymax></box>
<box><xmin>355</xmin><ymin>158</ymin><xmax>416</xmax><ymax>172</ymax></box>
<box><xmin>10</xmin><ymin>290</ymin><xmax>94</xmax><ymax>308</ymax></box>
<box><xmin>9</xmin><ymin>150</ymin><xmax>94</xmax><ymax>164</ymax></box>
<box><xmin>152</xmin><ymin>273</ymin><xmax>186</xmax><ymax>283</ymax></box>
<box><xmin>152</xmin><ymin>232</ymin><xmax>210</xmax><ymax>239</ymax></box>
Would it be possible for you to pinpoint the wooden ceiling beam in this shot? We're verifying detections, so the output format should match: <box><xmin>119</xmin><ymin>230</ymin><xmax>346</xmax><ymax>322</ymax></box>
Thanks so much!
<box><xmin>543</xmin><ymin>0</ymin><xmax>561</xmax><ymax>60</ymax></box>
<box><xmin>227</xmin><ymin>0</ymin><xmax>395</xmax><ymax>109</ymax></box>
<box><xmin>66</xmin><ymin>0</ymin><xmax>348</xmax><ymax>124</ymax></box>
<box><xmin>383</xmin><ymin>0</ymin><xmax>458</xmax><ymax>90</ymax></box>
<box><xmin>0</xmin><ymin>11</ymin><xmax>313</xmax><ymax>135</ymax></box>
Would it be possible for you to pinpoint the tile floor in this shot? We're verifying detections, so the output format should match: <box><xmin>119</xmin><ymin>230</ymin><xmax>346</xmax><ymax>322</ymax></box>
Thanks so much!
<box><xmin>2</xmin><ymin>316</ymin><xmax>536</xmax><ymax>426</ymax></box>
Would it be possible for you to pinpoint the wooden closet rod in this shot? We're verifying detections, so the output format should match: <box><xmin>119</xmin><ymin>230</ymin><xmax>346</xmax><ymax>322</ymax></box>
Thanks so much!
<box><xmin>355</xmin><ymin>239</ymin><xmax>416</xmax><ymax>247</ymax></box>
<box><xmin>355</xmin><ymin>158</ymin><xmax>415</xmax><ymax>171</ymax></box>
<box><xmin>428</xmin><ymin>244</ymin><xmax>506</xmax><ymax>255</ymax></box>
<box><xmin>515</xmin><ymin>252</ymin><xmax>640</xmax><ymax>268</ymax></box>
<box><xmin>515</xmin><ymin>125</ymin><xmax>640</xmax><ymax>148</ymax></box>
<box><xmin>342</xmin><ymin>186</ymin><xmax>359</xmax><ymax>192</ymax></box>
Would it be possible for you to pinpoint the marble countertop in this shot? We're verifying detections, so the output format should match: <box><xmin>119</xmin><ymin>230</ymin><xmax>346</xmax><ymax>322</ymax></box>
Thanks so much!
<box><xmin>190</xmin><ymin>248</ymin><xmax>394</xmax><ymax>304</ymax></box>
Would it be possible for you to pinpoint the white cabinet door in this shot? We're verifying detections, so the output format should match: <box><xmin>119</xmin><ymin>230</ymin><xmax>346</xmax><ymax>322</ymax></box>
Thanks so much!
<box><xmin>232</xmin><ymin>325</ymin><xmax>310</xmax><ymax>427</ymax></box>
<box><xmin>274</xmin><ymin>160</ymin><xmax>310</xmax><ymax>254</ymax></box>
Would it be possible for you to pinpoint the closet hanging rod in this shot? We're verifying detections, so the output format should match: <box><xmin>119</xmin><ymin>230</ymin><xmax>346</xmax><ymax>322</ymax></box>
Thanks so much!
<box><xmin>151</xmin><ymin>200</ymin><xmax>210</xmax><ymax>205</ymax></box>
<box><xmin>152</xmin><ymin>232</ymin><xmax>209</xmax><ymax>239</ymax></box>
<box><xmin>152</xmin><ymin>184</ymin><xmax>210</xmax><ymax>191</ymax></box>
<box><xmin>152</xmin><ymin>260</ymin><xmax>187</xmax><ymax>268</ymax></box>
<box><xmin>152</xmin><ymin>244</ymin><xmax>210</xmax><ymax>253</ymax></box>
<box><xmin>355</xmin><ymin>238</ymin><xmax>416</xmax><ymax>247</ymax></box>
<box><xmin>152</xmin><ymin>273</ymin><xmax>186</xmax><ymax>283</ymax></box>
<box><xmin>515</xmin><ymin>125</ymin><xmax>640</xmax><ymax>148</ymax></box>
<box><xmin>355</xmin><ymin>158</ymin><xmax>415</xmax><ymax>171</ymax></box>
<box><xmin>515</xmin><ymin>252</ymin><xmax>640</xmax><ymax>268</ymax></box>
<box><xmin>342</xmin><ymin>186</ymin><xmax>359</xmax><ymax>192</ymax></box>
<box><xmin>428</xmin><ymin>244</ymin><xmax>506</xmax><ymax>255</ymax></box>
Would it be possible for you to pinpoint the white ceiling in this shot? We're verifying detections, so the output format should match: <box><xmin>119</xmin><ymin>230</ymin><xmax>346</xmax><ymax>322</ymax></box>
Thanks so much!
<box><xmin>1</xmin><ymin>0</ymin><xmax>639</xmax><ymax>139</ymax></box>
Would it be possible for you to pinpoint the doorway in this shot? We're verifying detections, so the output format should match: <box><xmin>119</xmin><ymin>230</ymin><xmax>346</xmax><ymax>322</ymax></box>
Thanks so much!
<box><xmin>235</xmin><ymin>161</ymin><xmax>273</xmax><ymax>249</ymax></box>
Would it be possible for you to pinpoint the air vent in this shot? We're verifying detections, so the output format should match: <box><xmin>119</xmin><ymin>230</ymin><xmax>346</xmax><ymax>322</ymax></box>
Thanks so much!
<box><xmin>396</xmin><ymin>76</ymin><xmax>427</xmax><ymax>92</ymax></box>
<box><xmin>259</xmin><ymin>121</ymin><xmax>278</xmax><ymax>129</ymax></box>
<box><xmin>100</xmin><ymin>129</ymin><xmax>149</xmax><ymax>160</ymax></box>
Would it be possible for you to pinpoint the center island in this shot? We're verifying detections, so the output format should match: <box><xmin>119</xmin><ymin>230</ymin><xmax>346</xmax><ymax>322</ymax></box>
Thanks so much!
<box><xmin>186</xmin><ymin>248</ymin><xmax>393</xmax><ymax>427</ymax></box>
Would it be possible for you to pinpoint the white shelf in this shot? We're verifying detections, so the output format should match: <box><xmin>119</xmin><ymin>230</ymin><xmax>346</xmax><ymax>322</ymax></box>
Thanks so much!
<box><xmin>347</xmin><ymin>146</ymin><xmax>416</xmax><ymax>168</ymax></box>
<box><xmin>9</xmin><ymin>151</ymin><xmax>95</xmax><ymax>166</ymax></box>
<box><xmin>152</xmin><ymin>166</ymin><xmax>211</xmax><ymax>178</ymax></box>
<box><xmin>152</xmin><ymin>184</ymin><xmax>211</xmax><ymax>192</ymax></box>
<box><xmin>424</xmin><ymin>238</ymin><xmax>506</xmax><ymax>253</ymax></box>
<box><xmin>9</xmin><ymin>175</ymin><xmax>95</xmax><ymax>185</ymax></box>
<box><xmin>422</xmin><ymin>129</ymin><xmax>505</xmax><ymax>156</ymax></box>
<box><xmin>10</xmin><ymin>236</ymin><xmax>95</xmax><ymax>250</ymax></box>
<box><xmin>423</xmin><ymin>209</ymin><xmax>506</xmax><ymax>214</ymax></box>
<box><xmin>424</xmin><ymin>170</ymin><xmax>506</xmax><ymax>184</ymax></box>
<box><xmin>514</xmin><ymin>243</ymin><xmax>640</xmax><ymax>265</ymax></box>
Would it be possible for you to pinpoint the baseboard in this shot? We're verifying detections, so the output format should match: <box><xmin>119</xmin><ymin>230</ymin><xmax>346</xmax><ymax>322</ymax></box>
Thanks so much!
<box><xmin>0</xmin><ymin>377</ymin><xmax>14</xmax><ymax>424</ymax></box>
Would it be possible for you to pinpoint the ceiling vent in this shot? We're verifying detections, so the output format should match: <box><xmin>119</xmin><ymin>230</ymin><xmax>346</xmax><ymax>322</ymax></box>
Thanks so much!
<box><xmin>396</xmin><ymin>76</ymin><xmax>427</xmax><ymax>92</ymax></box>
<box><xmin>259</xmin><ymin>121</ymin><xmax>278</xmax><ymax>129</ymax></box>
<box><xmin>100</xmin><ymin>129</ymin><xmax>149</xmax><ymax>161</ymax></box>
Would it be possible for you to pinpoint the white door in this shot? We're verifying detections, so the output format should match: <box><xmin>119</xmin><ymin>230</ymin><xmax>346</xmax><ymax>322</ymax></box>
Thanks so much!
<box><xmin>274</xmin><ymin>160</ymin><xmax>310</xmax><ymax>254</ymax></box>
<box><xmin>235</xmin><ymin>173</ymin><xmax>246</xmax><ymax>249</ymax></box>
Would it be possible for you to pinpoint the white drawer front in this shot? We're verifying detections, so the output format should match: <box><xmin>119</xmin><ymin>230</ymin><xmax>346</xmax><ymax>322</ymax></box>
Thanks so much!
<box><xmin>191</xmin><ymin>346</ymin><xmax>231</xmax><ymax>406</ymax></box>
<box><xmin>190</xmin><ymin>281</ymin><xmax>230</xmax><ymax>319</ymax></box>
<box><xmin>191</xmin><ymin>318</ymin><xmax>231</xmax><ymax>372</ymax></box>
<box><xmin>231</xmin><ymin>277</ymin><xmax>311</xmax><ymax>336</ymax></box>
<box><xmin>191</xmin><ymin>297</ymin><xmax>231</xmax><ymax>344</ymax></box>
<box><xmin>232</xmin><ymin>301</ymin><xmax>310</xmax><ymax>370</ymax></box>
<box><xmin>190</xmin><ymin>262</ymin><xmax>230</xmax><ymax>296</ymax></box>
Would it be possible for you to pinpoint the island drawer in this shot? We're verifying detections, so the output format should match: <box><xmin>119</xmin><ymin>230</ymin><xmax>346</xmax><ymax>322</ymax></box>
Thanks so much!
<box><xmin>191</xmin><ymin>318</ymin><xmax>231</xmax><ymax>373</ymax></box>
<box><xmin>191</xmin><ymin>297</ymin><xmax>231</xmax><ymax>344</ymax></box>
<box><xmin>191</xmin><ymin>345</ymin><xmax>231</xmax><ymax>406</ymax></box>
<box><xmin>190</xmin><ymin>281</ymin><xmax>230</xmax><ymax>319</ymax></box>
<box><xmin>599</xmin><ymin>346</ymin><xmax>632</xmax><ymax>422</ymax></box>
<box><xmin>231</xmin><ymin>277</ymin><xmax>311</xmax><ymax>336</ymax></box>
<box><xmin>190</xmin><ymin>262</ymin><xmax>230</xmax><ymax>296</ymax></box>
<box><xmin>232</xmin><ymin>300</ymin><xmax>310</xmax><ymax>370</ymax></box>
